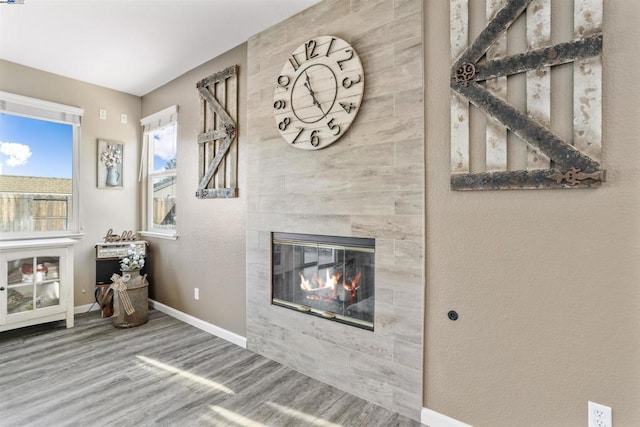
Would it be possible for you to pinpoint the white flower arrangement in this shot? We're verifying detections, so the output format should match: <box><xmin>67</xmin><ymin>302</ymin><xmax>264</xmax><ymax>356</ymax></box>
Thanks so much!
<box><xmin>120</xmin><ymin>244</ymin><xmax>146</xmax><ymax>271</ymax></box>
<box><xmin>101</xmin><ymin>144</ymin><xmax>122</xmax><ymax>168</ymax></box>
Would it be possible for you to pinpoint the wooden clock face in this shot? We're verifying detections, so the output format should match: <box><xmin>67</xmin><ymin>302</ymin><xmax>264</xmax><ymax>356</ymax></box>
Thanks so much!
<box><xmin>273</xmin><ymin>36</ymin><xmax>364</xmax><ymax>150</ymax></box>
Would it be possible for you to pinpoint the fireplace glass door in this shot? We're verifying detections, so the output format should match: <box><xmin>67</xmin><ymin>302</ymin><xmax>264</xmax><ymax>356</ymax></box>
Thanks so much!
<box><xmin>272</xmin><ymin>233</ymin><xmax>374</xmax><ymax>330</ymax></box>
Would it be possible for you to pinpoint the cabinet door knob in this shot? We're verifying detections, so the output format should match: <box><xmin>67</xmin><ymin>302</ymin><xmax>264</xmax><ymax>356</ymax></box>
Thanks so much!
<box><xmin>0</xmin><ymin>287</ymin><xmax>5</xmax><ymax>291</ymax></box>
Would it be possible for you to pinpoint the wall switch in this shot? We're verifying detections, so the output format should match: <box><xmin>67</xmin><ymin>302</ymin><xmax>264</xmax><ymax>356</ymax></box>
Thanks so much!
<box><xmin>194</xmin><ymin>288</ymin><xmax>199</xmax><ymax>300</ymax></box>
<box><xmin>589</xmin><ymin>401</ymin><xmax>612</xmax><ymax>427</ymax></box>
<box><xmin>120</xmin><ymin>113</ymin><xmax>127</xmax><ymax>124</ymax></box>
<box><xmin>99</xmin><ymin>108</ymin><xmax>107</xmax><ymax>120</ymax></box>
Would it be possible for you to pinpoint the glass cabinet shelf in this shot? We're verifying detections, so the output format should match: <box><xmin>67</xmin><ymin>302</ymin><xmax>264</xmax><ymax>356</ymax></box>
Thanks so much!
<box><xmin>6</xmin><ymin>255</ymin><xmax>61</xmax><ymax>314</ymax></box>
<box><xmin>1</xmin><ymin>238</ymin><xmax>75</xmax><ymax>331</ymax></box>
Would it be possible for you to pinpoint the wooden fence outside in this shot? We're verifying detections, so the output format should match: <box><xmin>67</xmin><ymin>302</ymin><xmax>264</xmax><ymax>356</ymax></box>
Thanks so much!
<box><xmin>153</xmin><ymin>197</ymin><xmax>176</xmax><ymax>228</ymax></box>
<box><xmin>0</xmin><ymin>193</ymin><xmax>71</xmax><ymax>233</ymax></box>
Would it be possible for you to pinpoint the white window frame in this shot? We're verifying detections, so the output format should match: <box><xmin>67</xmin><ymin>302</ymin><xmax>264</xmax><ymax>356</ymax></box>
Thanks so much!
<box><xmin>139</xmin><ymin>105</ymin><xmax>178</xmax><ymax>240</ymax></box>
<box><xmin>0</xmin><ymin>91</ymin><xmax>83</xmax><ymax>241</ymax></box>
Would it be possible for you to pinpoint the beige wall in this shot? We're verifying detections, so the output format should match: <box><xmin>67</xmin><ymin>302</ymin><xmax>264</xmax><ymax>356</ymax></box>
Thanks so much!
<box><xmin>424</xmin><ymin>1</ymin><xmax>640</xmax><ymax>426</ymax></box>
<box><xmin>0</xmin><ymin>60</ymin><xmax>141</xmax><ymax>307</ymax></box>
<box><xmin>3</xmin><ymin>0</ymin><xmax>639</xmax><ymax>424</ymax></box>
<box><xmin>140</xmin><ymin>44</ymin><xmax>248</xmax><ymax>336</ymax></box>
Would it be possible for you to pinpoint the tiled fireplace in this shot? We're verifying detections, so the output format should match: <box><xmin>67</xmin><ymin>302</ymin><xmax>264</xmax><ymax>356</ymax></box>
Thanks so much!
<box><xmin>246</xmin><ymin>0</ymin><xmax>424</xmax><ymax>420</ymax></box>
<box><xmin>272</xmin><ymin>232</ymin><xmax>375</xmax><ymax>330</ymax></box>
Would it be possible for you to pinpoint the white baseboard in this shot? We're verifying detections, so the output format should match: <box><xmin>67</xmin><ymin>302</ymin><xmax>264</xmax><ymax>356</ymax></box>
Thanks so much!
<box><xmin>149</xmin><ymin>299</ymin><xmax>247</xmax><ymax>349</ymax></box>
<box><xmin>421</xmin><ymin>407</ymin><xmax>472</xmax><ymax>427</ymax></box>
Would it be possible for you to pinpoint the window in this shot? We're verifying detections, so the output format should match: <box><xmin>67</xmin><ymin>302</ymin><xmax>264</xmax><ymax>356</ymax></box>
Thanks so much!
<box><xmin>140</xmin><ymin>106</ymin><xmax>178</xmax><ymax>238</ymax></box>
<box><xmin>0</xmin><ymin>91</ymin><xmax>83</xmax><ymax>239</ymax></box>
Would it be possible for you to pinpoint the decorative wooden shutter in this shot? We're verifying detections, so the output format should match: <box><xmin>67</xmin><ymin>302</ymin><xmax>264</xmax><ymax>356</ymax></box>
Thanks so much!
<box><xmin>196</xmin><ymin>65</ymin><xmax>238</xmax><ymax>198</ymax></box>
<box><xmin>450</xmin><ymin>0</ymin><xmax>604</xmax><ymax>190</ymax></box>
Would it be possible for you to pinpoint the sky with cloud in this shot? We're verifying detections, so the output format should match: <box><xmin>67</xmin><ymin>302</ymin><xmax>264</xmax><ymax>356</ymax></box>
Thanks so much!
<box><xmin>0</xmin><ymin>113</ymin><xmax>72</xmax><ymax>178</ymax></box>
<box><xmin>152</xmin><ymin>124</ymin><xmax>177</xmax><ymax>173</ymax></box>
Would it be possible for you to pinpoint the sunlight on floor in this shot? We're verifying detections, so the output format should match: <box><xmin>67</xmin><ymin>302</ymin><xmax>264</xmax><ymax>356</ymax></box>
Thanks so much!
<box><xmin>266</xmin><ymin>401</ymin><xmax>343</xmax><ymax>427</ymax></box>
<box><xmin>209</xmin><ymin>405</ymin><xmax>268</xmax><ymax>427</ymax></box>
<box><xmin>136</xmin><ymin>355</ymin><xmax>235</xmax><ymax>395</ymax></box>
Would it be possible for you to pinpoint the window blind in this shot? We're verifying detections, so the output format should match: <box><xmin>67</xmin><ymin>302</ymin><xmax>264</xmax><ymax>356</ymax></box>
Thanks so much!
<box><xmin>0</xmin><ymin>91</ymin><xmax>83</xmax><ymax>124</ymax></box>
<box><xmin>140</xmin><ymin>105</ymin><xmax>178</xmax><ymax>133</ymax></box>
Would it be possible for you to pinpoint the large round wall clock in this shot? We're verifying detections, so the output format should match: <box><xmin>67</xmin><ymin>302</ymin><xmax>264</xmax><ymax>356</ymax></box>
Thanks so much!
<box><xmin>273</xmin><ymin>35</ymin><xmax>364</xmax><ymax>150</ymax></box>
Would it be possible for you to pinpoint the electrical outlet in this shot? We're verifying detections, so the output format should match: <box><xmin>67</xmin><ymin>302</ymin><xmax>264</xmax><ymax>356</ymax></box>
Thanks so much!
<box><xmin>120</xmin><ymin>113</ymin><xmax>127</xmax><ymax>124</ymax></box>
<box><xmin>589</xmin><ymin>401</ymin><xmax>612</xmax><ymax>427</ymax></box>
<box><xmin>194</xmin><ymin>288</ymin><xmax>199</xmax><ymax>300</ymax></box>
<box><xmin>99</xmin><ymin>108</ymin><xmax>107</xmax><ymax>120</ymax></box>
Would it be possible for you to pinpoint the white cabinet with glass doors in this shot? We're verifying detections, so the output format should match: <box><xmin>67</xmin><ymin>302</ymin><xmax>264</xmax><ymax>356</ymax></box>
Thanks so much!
<box><xmin>1</xmin><ymin>238</ymin><xmax>75</xmax><ymax>332</ymax></box>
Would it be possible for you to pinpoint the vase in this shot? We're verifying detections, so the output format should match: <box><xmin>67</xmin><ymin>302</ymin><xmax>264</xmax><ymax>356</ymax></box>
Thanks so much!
<box><xmin>112</xmin><ymin>269</ymin><xmax>149</xmax><ymax>328</ymax></box>
<box><xmin>106</xmin><ymin>166</ymin><xmax>120</xmax><ymax>186</ymax></box>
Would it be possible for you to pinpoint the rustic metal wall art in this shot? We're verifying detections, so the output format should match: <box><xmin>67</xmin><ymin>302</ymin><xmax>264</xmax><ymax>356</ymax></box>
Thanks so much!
<box><xmin>196</xmin><ymin>65</ymin><xmax>238</xmax><ymax>198</ymax></box>
<box><xmin>450</xmin><ymin>0</ymin><xmax>604</xmax><ymax>190</ymax></box>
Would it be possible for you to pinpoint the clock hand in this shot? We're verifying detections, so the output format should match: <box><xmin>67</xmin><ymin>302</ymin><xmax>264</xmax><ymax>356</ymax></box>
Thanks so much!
<box><xmin>303</xmin><ymin>72</ymin><xmax>325</xmax><ymax>115</ymax></box>
<box><xmin>304</xmin><ymin>82</ymin><xmax>322</xmax><ymax>107</ymax></box>
<box><xmin>304</xmin><ymin>71</ymin><xmax>314</xmax><ymax>94</ymax></box>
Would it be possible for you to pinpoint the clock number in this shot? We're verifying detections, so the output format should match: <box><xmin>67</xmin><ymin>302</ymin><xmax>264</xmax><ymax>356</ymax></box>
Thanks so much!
<box><xmin>291</xmin><ymin>127</ymin><xmax>304</xmax><ymax>144</ymax></box>
<box><xmin>342</xmin><ymin>74</ymin><xmax>362</xmax><ymax>89</ymax></box>
<box><xmin>337</xmin><ymin>49</ymin><xmax>354</xmax><ymax>70</ymax></box>
<box><xmin>325</xmin><ymin>37</ymin><xmax>336</xmax><ymax>57</ymax></box>
<box><xmin>288</xmin><ymin>54</ymin><xmax>301</xmax><ymax>72</ymax></box>
<box><xmin>327</xmin><ymin>118</ymin><xmax>341</xmax><ymax>136</ymax></box>
<box><xmin>310</xmin><ymin>130</ymin><xmax>320</xmax><ymax>147</ymax></box>
<box><xmin>305</xmin><ymin>40</ymin><xmax>319</xmax><ymax>61</ymax></box>
<box><xmin>340</xmin><ymin>102</ymin><xmax>357</xmax><ymax>113</ymax></box>
<box><xmin>274</xmin><ymin>99</ymin><xmax>287</xmax><ymax>110</ymax></box>
<box><xmin>278</xmin><ymin>117</ymin><xmax>291</xmax><ymax>131</ymax></box>
<box><xmin>277</xmin><ymin>75</ymin><xmax>290</xmax><ymax>88</ymax></box>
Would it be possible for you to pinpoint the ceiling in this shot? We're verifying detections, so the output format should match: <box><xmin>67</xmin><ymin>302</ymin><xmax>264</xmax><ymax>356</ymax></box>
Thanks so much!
<box><xmin>0</xmin><ymin>0</ymin><xmax>320</xmax><ymax>96</ymax></box>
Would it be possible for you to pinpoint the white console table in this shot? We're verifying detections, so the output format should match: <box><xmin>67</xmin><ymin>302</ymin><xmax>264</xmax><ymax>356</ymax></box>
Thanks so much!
<box><xmin>0</xmin><ymin>238</ymin><xmax>76</xmax><ymax>332</ymax></box>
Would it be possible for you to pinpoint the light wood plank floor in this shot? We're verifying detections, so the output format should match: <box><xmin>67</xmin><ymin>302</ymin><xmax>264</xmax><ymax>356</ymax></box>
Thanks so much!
<box><xmin>0</xmin><ymin>310</ymin><xmax>422</xmax><ymax>427</ymax></box>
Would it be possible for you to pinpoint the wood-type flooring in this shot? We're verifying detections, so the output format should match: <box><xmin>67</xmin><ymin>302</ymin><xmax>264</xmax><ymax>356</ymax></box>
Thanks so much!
<box><xmin>0</xmin><ymin>310</ymin><xmax>422</xmax><ymax>427</ymax></box>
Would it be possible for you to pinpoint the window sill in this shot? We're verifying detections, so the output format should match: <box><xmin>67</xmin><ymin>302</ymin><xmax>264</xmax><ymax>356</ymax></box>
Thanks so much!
<box><xmin>0</xmin><ymin>232</ymin><xmax>85</xmax><ymax>242</ymax></box>
<box><xmin>0</xmin><ymin>237</ymin><xmax>80</xmax><ymax>250</ymax></box>
<box><xmin>139</xmin><ymin>231</ymin><xmax>179</xmax><ymax>241</ymax></box>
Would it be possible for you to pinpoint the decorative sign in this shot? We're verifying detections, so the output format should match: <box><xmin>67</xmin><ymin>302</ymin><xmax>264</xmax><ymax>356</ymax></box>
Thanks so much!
<box><xmin>450</xmin><ymin>0</ymin><xmax>604</xmax><ymax>190</ymax></box>
<box><xmin>195</xmin><ymin>65</ymin><xmax>238</xmax><ymax>199</ymax></box>
<box><xmin>102</xmin><ymin>229</ymin><xmax>137</xmax><ymax>243</ymax></box>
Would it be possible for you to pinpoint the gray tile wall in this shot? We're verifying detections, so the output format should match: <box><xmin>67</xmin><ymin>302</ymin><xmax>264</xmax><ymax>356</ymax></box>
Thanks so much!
<box><xmin>246</xmin><ymin>0</ymin><xmax>424</xmax><ymax>420</ymax></box>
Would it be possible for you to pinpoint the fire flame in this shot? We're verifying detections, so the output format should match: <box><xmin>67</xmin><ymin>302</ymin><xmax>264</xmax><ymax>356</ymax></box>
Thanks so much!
<box><xmin>299</xmin><ymin>270</ymin><xmax>361</xmax><ymax>304</ymax></box>
<box><xmin>344</xmin><ymin>272</ymin><xmax>361</xmax><ymax>304</ymax></box>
